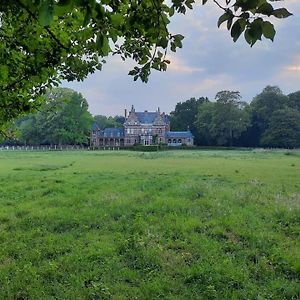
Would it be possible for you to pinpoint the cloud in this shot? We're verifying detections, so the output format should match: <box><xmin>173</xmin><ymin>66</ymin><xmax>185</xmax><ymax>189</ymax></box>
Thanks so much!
<box><xmin>285</xmin><ymin>64</ymin><xmax>300</xmax><ymax>73</ymax></box>
<box><xmin>280</xmin><ymin>55</ymin><xmax>300</xmax><ymax>74</ymax></box>
<box><xmin>173</xmin><ymin>73</ymin><xmax>235</xmax><ymax>99</ymax></box>
<box><xmin>167</xmin><ymin>54</ymin><xmax>205</xmax><ymax>73</ymax></box>
<box><xmin>286</xmin><ymin>66</ymin><xmax>300</xmax><ymax>72</ymax></box>
<box><xmin>62</xmin><ymin>1</ymin><xmax>300</xmax><ymax>115</ymax></box>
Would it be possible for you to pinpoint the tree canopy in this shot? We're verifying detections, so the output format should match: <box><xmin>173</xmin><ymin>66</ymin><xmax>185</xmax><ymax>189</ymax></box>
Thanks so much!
<box><xmin>0</xmin><ymin>0</ymin><xmax>293</xmax><ymax>129</ymax></box>
<box><xmin>196</xmin><ymin>91</ymin><xmax>250</xmax><ymax>146</ymax></box>
<box><xmin>171</xmin><ymin>86</ymin><xmax>300</xmax><ymax>148</ymax></box>
<box><xmin>3</xmin><ymin>85</ymin><xmax>300</xmax><ymax>148</ymax></box>
<box><xmin>13</xmin><ymin>88</ymin><xmax>93</xmax><ymax>145</ymax></box>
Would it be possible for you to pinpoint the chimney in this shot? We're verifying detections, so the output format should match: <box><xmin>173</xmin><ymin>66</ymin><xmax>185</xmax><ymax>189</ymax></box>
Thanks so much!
<box><xmin>124</xmin><ymin>108</ymin><xmax>127</xmax><ymax>118</ymax></box>
<box><xmin>157</xmin><ymin>107</ymin><xmax>160</xmax><ymax>114</ymax></box>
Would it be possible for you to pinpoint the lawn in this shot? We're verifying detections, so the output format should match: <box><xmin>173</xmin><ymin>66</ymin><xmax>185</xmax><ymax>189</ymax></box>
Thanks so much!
<box><xmin>0</xmin><ymin>149</ymin><xmax>299</xmax><ymax>299</ymax></box>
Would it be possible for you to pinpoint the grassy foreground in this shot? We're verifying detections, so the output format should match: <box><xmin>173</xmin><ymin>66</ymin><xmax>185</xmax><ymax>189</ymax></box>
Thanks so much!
<box><xmin>0</xmin><ymin>149</ymin><xmax>299</xmax><ymax>299</ymax></box>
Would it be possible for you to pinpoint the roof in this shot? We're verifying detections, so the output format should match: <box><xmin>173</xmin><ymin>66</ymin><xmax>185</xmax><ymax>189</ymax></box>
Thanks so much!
<box><xmin>133</xmin><ymin>112</ymin><xmax>169</xmax><ymax>124</ymax></box>
<box><xmin>92</xmin><ymin>123</ymin><xmax>99</xmax><ymax>131</ymax></box>
<box><xmin>99</xmin><ymin>128</ymin><xmax>124</xmax><ymax>137</ymax></box>
<box><xmin>135</xmin><ymin>112</ymin><xmax>157</xmax><ymax>124</ymax></box>
<box><xmin>166</xmin><ymin>131</ymin><xmax>193</xmax><ymax>138</ymax></box>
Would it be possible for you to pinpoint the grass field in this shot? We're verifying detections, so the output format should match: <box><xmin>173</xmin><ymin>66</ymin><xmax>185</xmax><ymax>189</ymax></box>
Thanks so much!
<box><xmin>0</xmin><ymin>149</ymin><xmax>299</xmax><ymax>299</ymax></box>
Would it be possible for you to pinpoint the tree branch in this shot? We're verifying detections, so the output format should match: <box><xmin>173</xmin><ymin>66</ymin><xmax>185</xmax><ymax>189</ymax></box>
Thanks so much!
<box><xmin>15</xmin><ymin>0</ymin><xmax>70</xmax><ymax>51</ymax></box>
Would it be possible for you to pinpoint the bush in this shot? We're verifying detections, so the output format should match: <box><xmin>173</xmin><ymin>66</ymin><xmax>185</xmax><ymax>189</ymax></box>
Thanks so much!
<box><xmin>131</xmin><ymin>145</ymin><xmax>159</xmax><ymax>152</ymax></box>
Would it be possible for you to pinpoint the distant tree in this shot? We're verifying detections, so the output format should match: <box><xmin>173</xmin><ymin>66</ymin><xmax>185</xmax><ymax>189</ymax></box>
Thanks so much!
<box><xmin>194</xmin><ymin>101</ymin><xmax>216</xmax><ymax>146</ymax></box>
<box><xmin>17</xmin><ymin>88</ymin><xmax>93</xmax><ymax>145</ymax></box>
<box><xmin>16</xmin><ymin>114</ymin><xmax>42</xmax><ymax>145</ymax></box>
<box><xmin>195</xmin><ymin>91</ymin><xmax>250</xmax><ymax>146</ymax></box>
<box><xmin>170</xmin><ymin>97</ymin><xmax>209</xmax><ymax>145</ymax></box>
<box><xmin>93</xmin><ymin>115</ymin><xmax>124</xmax><ymax>129</ymax></box>
<box><xmin>260</xmin><ymin>108</ymin><xmax>300</xmax><ymax>148</ymax></box>
<box><xmin>288</xmin><ymin>91</ymin><xmax>300</xmax><ymax>111</ymax></box>
<box><xmin>114</xmin><ymin>116</ymin><xmax>126</xmax><ymax>126</ymax></box>
<box><xmin>250</xmin><ymin>86</ymin><xmax>288</xmax><ymax>130</ymax></box>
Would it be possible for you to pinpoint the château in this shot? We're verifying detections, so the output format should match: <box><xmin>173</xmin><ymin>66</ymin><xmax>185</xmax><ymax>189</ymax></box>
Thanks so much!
<box><xmin>91</xmin><ymin>106</ymin><xmax>193</xmax><ymax>147</ymax></box>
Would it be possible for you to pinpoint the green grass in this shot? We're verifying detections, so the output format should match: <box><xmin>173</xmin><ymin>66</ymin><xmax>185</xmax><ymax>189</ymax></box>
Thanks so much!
<box><xmin>0</xmin><ymin>149</ymin><xmax>299</xmax><ymax>299</ymax></box>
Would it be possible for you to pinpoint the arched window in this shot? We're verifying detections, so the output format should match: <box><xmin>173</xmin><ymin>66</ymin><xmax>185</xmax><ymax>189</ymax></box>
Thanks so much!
<box><xmin>168</xmin><ymin>139</ymin><xmax>171</xmax><ymax>143</ymax></box>
<box><xmin>178</xmin><ymin>139</ymin><xmax>182</xmax><ymax>143</ymax></box>
<box><xmin>173</xmin><ymin>139</ymin><xmax>176</xmax><ymax>143</ymax></box>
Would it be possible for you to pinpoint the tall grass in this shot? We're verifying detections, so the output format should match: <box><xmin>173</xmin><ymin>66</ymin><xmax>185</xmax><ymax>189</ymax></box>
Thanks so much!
<box><xmin>0</xmin><ymin>150</ymin><xmax>299</xmax><ymax>299</ymax></box>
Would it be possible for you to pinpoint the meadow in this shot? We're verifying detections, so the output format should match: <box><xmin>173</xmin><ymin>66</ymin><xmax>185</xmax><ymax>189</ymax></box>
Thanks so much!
<box><xmin>0</xmin><ymin>149</ymin><xmax>299</xmax><ymax>299</ymax></box>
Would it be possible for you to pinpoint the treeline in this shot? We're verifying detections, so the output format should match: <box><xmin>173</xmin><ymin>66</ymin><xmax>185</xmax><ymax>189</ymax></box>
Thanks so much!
<box><xmin>2</xmin><ymin>86</ymin><xmax>300</xmax><ymax>148</ymax></box>
<box><xmin>3</xmin><ymin>88</ymin><xmax>124</xmax><ymax>146</ymax></box>
<box><xmin>170</xmin><ymin>86</ymin><xmax>300</xmax><ymax>148</ymax></box>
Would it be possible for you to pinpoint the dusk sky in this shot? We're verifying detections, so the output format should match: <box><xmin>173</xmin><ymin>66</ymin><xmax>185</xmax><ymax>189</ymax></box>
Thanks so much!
<box><xmin>63</xmin><ymin>0</ymin><xmax>300</xmax><ymax>116</ymax></box>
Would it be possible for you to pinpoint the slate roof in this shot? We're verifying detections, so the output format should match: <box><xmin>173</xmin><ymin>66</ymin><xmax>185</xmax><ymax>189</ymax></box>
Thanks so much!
<box><xmin>135</xmin><ymin>112</ymin><xmax>157</xmax><ymax>124</ymax></box>
<box><xmin>92</xmin><ymin>122</ymin><xmax>99</xmax><ymax>131</ymax></box>
<box><xmin>135</xmin><ymin>112</ymin><xmax>169</xmax><ymax>124</ymax></box>
<box><xmin>99</xmin><ymin>128</ymin><xmax>124</xmax><ymax>137</ymax></box>
<box><xmin>166</xmin><ymin>131</ymin><xmax>193</xmax><ymax>138</ymax></box>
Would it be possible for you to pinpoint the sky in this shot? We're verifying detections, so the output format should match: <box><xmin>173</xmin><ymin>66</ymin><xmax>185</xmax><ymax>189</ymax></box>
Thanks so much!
<box><xmin>63</xmin><ymin>0</ymin><xmax>300</xmax><ymax>117</ymax></box>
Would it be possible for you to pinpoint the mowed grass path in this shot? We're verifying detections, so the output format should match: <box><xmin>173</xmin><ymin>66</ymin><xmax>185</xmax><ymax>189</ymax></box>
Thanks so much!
<box><xmin>0</xmin><ymin>150</ymin><xmax>299</xmax><ymax>299</ymax></box>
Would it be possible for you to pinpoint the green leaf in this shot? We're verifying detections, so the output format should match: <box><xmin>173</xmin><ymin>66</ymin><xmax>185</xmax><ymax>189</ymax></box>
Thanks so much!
<box><xmin>256</xmin><ymin>3</ymin><xmax>273</xmax><ymax>16</ymax></box>
<box><xmin>248</xmin><ymin>18</ymin><xmax>263</xmax><ymax>43</ymax></box>
<box><xmin>231</xmin><ymin>18</ymin><xmax>246</xmax><ymax>42</ymax></box>
<box><xmin>185</xmin><ymin>0</ymin><xmax>195</xmax><ymax>9</ymax></box>
<box><xmin>53</xmin><ymin>0</ymin><xmax>72</xmax><ymax>16</ymax></box>
<box><xmin>38</xmin><ymin>0</ymin><xmax>54</xmax><ymax>27</ymax></box>
<box><xmin>227</xmin><ymin>17</ymin><xmax>233</xmax><ymax>30</ymax></box>
<box><xmin>0</xmin><ymin>65</ymin><xmax>9</xmax><ymax>80</ymax></box>
<box><xmin>244</xmin><ymin>29</ymin><xmax>253</xmax><ymax>45</ymax></box>
<box><xmin>272</xmin><ymin>8</ymin><xmax>293</xmax><ymax>19</ymax></box>
<box><xmin>173</xmin><ymin>34</ymin><xmax>184</xmax><ymax>49</ymax></box>
<box><xmin>111</xmin><ymin>13</ymin><xmax>124</xmax><ymax>26</ymax></box>
<box><xmin>218</xmin><ymin>12</ymin><xmax>232</xmax><ymax>28</ymax></box>
<box><xmin>169</xmin><ymin>6</ymin><xmax>175</xmax><ymax>17</ymax></box>
<box><xmin>262</xmin><ymin>21</ymin><xmax>275</xmax><ymax>41</ymax></box>
<box><xmin>101</xmin><ymin>36</ymin><xmax>110</xmax><ymax>56</ymax></box>
<box><xmin>83</xmin><ymin>8</ymin><xmax>92</xmax><ymax>26</ymax></box>
<box><xmin>157</xmin><ymin>37</ymin><xmax>168</xmax><ymax>48</ymax></box>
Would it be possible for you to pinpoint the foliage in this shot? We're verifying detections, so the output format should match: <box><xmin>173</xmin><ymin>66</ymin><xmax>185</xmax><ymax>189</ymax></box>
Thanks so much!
<box><xmin>0</xmin><ymin>149</ymin><xmax>299</xmax><ymax>298</ymax></box>
<box><xmin>5</xmin><ymin>85</ymin><xmax>300</xmax><ymax>149</ymax></box>
<box><xmin>94</xmin><ymin>115</ymin><xmax>125</xmax><ymax>130</ymax></box>
<box><xmin>288</xmin><ymin>91</ymin><xmax>300</xmax><ymax>111</ymax></box>
<box><xmin>0</xmin><ymin>0</ymin><xmax>293</xmax><ymax>127</ymax></box>
<box><xmin>184</xmin><ymin>86</ymin><xmax>300</xmax><ymax>148</ymax></box>
<box><xmin>247</xmin><ymin>86</ymin><xmax>297</xmax><ymax>147</ymax></box>
<box><xmin>15</xmin><ymin>88</ymin><xmax>93</xmax><ymax>145</ymax></box>
<box><xmin>170</xmin><ymin>97</ymin><xmax>209</xmax><ymax>145</ymax></box>
<box><xmin>195</xmin><ymin>91</ymin><xmax>250</xmax><ymax>146</ymax></box>
<box><xmin>261</xmin><ymin>108</ymin><xmax>300</xmax><ymax>148</ymax></box>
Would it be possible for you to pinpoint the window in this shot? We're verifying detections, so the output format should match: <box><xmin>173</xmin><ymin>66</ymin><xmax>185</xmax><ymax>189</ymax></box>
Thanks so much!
<box><xmin>178</xmin><ymin>139</ymin><xmax>182</xmax><ymax>143</ymax></box>
<box><xmin>173</xmin><ymin>139</ymin><xmax>176</xmax><ymax>143</ymax></box>
<box><xmin>168</xmin><ymin>139</ymin><xmax>171</xmax><ymax>143</ymax></box>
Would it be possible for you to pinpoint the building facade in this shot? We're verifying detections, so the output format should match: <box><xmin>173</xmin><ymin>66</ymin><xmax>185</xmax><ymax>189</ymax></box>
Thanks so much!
<box><xmin>91</xmin><ymin>106</ymin><xmax>193</xmax><ymax>147</ymax></box>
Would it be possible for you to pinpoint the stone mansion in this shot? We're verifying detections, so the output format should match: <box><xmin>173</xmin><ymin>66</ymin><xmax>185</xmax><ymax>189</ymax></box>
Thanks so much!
<box><xmin>91</xmin><ymin>106</ymin><xmax>194</xmax><ymax>147</ymax></box>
